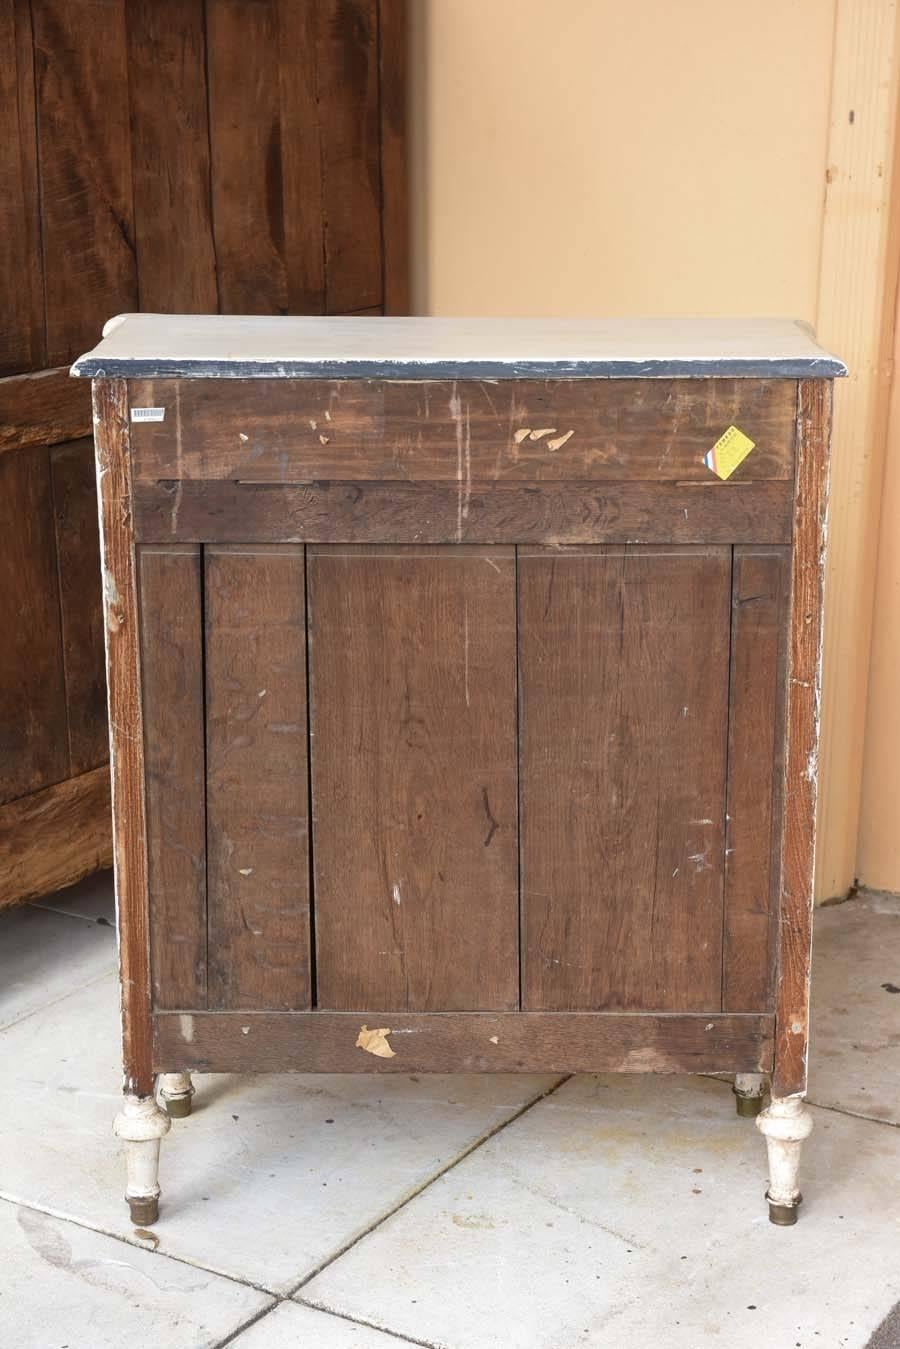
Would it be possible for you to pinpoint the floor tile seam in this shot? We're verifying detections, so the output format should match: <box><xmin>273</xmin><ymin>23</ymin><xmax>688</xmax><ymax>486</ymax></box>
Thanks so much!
<box><xmin>286</xmin><ymin>1073</ymin><xmax>572</xmax><ymax>1298</ymax></box>
<box><xmin>295</xmin><ymin>1296</ymin><xmax>447</xmax><ymax>1349</ymax></box>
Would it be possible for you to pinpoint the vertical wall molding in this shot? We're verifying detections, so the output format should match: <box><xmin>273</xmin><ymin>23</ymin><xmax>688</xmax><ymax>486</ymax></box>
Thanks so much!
<box><xmin>814</xmin><ymin>0</ymin><xmax>900</xmax><ymax>899</ymax></box>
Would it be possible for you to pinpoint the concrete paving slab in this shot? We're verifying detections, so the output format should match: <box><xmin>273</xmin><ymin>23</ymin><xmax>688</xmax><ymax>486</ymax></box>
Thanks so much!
<box><xmin>810</xmin><ymin>889</ymin><xmax>900</xmax><ymax>1124</ymax></box>
<box><xmin>303</xmin><ymin>1073</ymin><xmax>900</xmax><ymax>1349</ymax></box>
<box><xmin>231</xmin><ymin>1300</ymin><xmax>422</xmax><ymax>1347</ymax></box>
<box><xmin>0</xmin><ymin>1197</ymin><xmax>270</xmax><ymax>1349</ymax></box>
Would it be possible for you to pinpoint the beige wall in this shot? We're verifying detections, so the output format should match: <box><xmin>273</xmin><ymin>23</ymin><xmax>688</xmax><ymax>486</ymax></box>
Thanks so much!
<box><xmin>410</xmin><ymin>1</ymin><xmax>835</xmax><ymax>319</ymax></box>
<box><xmin>410</xmin><ymin>1</ymin><xmax>900</xmax><ymax>899</ymax></box>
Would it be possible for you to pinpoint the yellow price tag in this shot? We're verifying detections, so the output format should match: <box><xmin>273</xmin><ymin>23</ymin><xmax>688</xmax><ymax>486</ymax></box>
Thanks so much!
<box><xmin>704</xmin><ymin>425</ymin><xmax>755</xmax><ymax>480</ymax></box>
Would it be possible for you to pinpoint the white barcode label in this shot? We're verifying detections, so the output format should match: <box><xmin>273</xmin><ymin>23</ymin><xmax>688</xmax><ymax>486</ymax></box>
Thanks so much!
<box><xmin>130</xmin><ymin>406</ymin><xmax>165</xmax><ymax>423</ymax></box>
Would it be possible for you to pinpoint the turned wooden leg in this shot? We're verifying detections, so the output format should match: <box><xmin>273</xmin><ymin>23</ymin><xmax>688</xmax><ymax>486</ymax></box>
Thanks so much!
<box><xmin>159</xmin><ymin>1071</ymin><xmax>195</xmax><ymax>1118</ymax></box>
<box><xmin>734</xmin><ymin>1072</ymin><xmax>766</xmax><ymax>1117</ymax></box>
<box><xmin>756</xmin><ymin>1096</ymin><xmax>813</xmax><ymax>1226</ymax></box>
<box><xmin>113</xmin><ymin>1093</ymin><xmax>171</xmax><ymax>1225</ymax></box>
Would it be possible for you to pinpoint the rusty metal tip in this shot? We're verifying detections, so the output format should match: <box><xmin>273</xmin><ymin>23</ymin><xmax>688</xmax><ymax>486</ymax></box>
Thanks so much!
<box><xmin>767</xmin><ymin>1197</ymin><xmax>801</xmax><ymax>1226</ymax></box>
<box><xmin>127</xmin><ymin>1195</ymin><xmax>159</xmax><ymax>1226</ymax></box>
<box><xmin>735</xmin><ymin>1093</ymin><xmax>764</xmax><ymax>1118</ymax></box>
<box><xmin>164</xmin><ymin>1095</ymin><xmax>192</xmax><ymax>1119</ymax></box>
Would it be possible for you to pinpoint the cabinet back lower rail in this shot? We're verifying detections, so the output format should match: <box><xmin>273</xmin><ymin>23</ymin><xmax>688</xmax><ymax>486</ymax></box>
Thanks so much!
<box><xmin>153</xmin><ymin>1010</ymin><xmax>775</xmax><ymax>1075</ymax></box>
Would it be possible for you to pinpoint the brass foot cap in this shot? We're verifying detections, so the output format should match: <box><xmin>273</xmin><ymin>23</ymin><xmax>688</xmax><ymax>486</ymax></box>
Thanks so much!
<box><xmin>164</xmin><ymin>1095</ymin><xmax>192</xmax><ymax>1119</ymax></box>
<box><xmin>735</xmin><ymin>1093</ymin><xmax>764</xmax><ymax>1118</ymax></box>
<box><xmin>127</xmin><ymin>1195</ymin><xmax>159</xmax><ymax>1226</ymax></box>
<box><xmin>767</xmin><ymin>1197</ymin><xmax>801</xmax><ymax>1227</ymax></box>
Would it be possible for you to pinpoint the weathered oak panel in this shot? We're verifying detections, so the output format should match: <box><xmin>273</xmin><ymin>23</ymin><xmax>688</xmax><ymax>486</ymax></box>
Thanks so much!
<box><xmin>308</xmin><ymin>545</ymin><xmax>519</xmax><ymax>1011</ymax></box>
<box><xmin>155</xmin><ymin>1010</ymin><xmax>775</xmax><ymax>1075</ymax></box>
<box><xmin>519</xmin><ymin>545</ymin><xmax>731</xmax><ymax>1012</ymax></box>
<box><xmin>205</xmin><ymin>544</ymin><xmax>311</xmax><ymax>1011</ymax></box>
<box><xmin>128</xmin><ymin>378</ymin><xmax>796</xmax><ymax>484</ymax></box>
<box><xmin>134</xmin><ymin>478</ymin><xmax>792</xmax><ymax>546</ymax></box>
<box><xmin>139</xmin><ymin>545</ymin><xmax>207</xmax><ymax>1011</ymax></box>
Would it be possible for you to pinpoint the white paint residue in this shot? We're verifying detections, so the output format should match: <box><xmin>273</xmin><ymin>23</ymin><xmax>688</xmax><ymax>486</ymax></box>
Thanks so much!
<box><xmin>241</xmin><ymin>1026</ymin><xmax>250</xmax><ymax>1035</ymax></box>
<box><xmin>513</xmin><ymin>428</ymin><xmax>531</xmax><ymax>445</ymax></box>
<box><xmin>392</xmin><ymin>883</ymin><xmax>402</xmax><ymax>906</ymax></box>
<box><xmin>309</xmin><ymin>418</ymin><xmax>317</xmax><ymax>430</ymax></box>
<box><xmin>450</xmin><ymin>383</ymin><xmax>471</xmax><ymax>541</ymax></box>
<box><xmin>239</xmin><ymin>432</ymin><xmax>249</xmax><ymax>443</ymax></box>
<box><xmin>546</xmin><ymin>430</ymin><xmax>575</xmax><ymax>452</ymax></box>
<box><xmin>239</xmin><ymin>867</ymin><xmax>253</xmax><ymax>876</ymax></box>
<box><xmin>528</xmin><ymin>427</ymin><xmax>556</xmax><ymax>441</ymax></box>
<box><xmin>488</xmin><ymin>1035</ymin><xmax>499</xmax><ymax>1045</ymax></box>
<box><xmin>179</xmin><ymin>1014</ymin><xmax>194</xmax><ymax>1043</ymax></box>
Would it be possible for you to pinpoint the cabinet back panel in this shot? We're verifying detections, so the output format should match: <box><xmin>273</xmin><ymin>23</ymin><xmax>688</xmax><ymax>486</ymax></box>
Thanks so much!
<box><xmin>204</xmin><ymin>545</ymin><xmax>311</xmax><ymax>1010</ymax></box>
<box><xmin>139</xmin><ymin>545</ymin><xmax>207</xmax><ymax>1010</ymax></box>
<box><xmin>518</xmin><ymin>545</ymin><xmax>731</xmax><ymax>1012</ymax></box>
<box><xmin>307</xmin><ymin>545</ymin><xmax>519</xmax><ymax>1011</ymax></box>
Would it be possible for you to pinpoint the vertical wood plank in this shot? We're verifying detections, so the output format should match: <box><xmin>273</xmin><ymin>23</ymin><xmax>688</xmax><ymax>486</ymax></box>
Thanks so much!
<box><xmin>33</xmin><ymin>0</ymin><xmax>137</xmax><ymax>366</ymax></box>
<box><xmin>519</xmin><ymin>545</ymin><xmax>731</xmax><ymax>1013</ymax></box>
<box><xmin>50</xmin><ymin>437</ymin><xmax>107</xmax><ymax>776</ymax></box>
<box><xmin>318</xmin><ymin>0</ymin><xmax>383</xmax><ymax>313</ymax></box>
<box><xmin>205</xmin><ymin>544</ymin><xmax>310</xmax><ymax>1010</ymax></box>
<box><xmin>378</xmin><ymin>0</ymin><xmax>408</xmax><ymax>314</ymax></box>
<box><xmin>126</xmin><ymin>0</ymin><xmax>218</xmax><ymax>313</ymax></box>
<box><xmin>206</xmin><ymin>0</ymin><xmax>287</xmax><ymax>315</ymax></box>
<box><xmin>722</xmin><ymin>546</ymin><xmax>789</xmax><ymax>1012</ymax></box>
<box><xmin>0</xmin><ymin>1</ymin><xmax>44</xmax><ymax>374</ymax></box>
<box><xmin>0</xmin><ymin>446</ymin><xmax>68</xmax><ymax>804</ymax></box>
<box><xmin>773</xmin><ymin>381</ymin><xmax>832</xmax><ymax>1097</ymax></box>
<box><xmin>308</xmin><ymin>545</ymin><xmax>518</xmax><ymax>1011</ymax></box>
<box><xmin>276</xmin><ymin>0</ymin><xmax>325</xmax><ymax>314</ymax></box>
<box><xmin>93</xmin><ymin>379</ymin><xmax>153</xmax><ymax>1097</ymax></box>
<box><xmin>816</xmin><ymin>3</ymin><xmax>900</xmax><ymax>900</ymax></box>
<box><xmin>139</xmin><ymin>544</ymin><xmax>206</xmax><ymax>1011</ymax></box>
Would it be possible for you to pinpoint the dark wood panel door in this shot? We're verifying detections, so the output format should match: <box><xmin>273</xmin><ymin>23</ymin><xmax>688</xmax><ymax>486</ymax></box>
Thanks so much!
<box><xmin>307</xmin><ymin>545</ymin><xmax>519</xmax><ymax>1011</ymax></box>
<box><xmin>518</xmin><ymin>545</ymin><xmax>732</xmax><ymax>1013</ymax></box>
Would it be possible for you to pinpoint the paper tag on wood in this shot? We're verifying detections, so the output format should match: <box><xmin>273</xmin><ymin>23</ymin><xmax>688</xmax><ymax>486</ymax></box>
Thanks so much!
<box><xmin>703</xmin><ymin>425</ymin><xmax>755</xmax><ymax>480</ymax></box>
<box><xmin>130</xmin><ymin>406</ymin><xmax>165</xmax><ymax>423</ymax></box>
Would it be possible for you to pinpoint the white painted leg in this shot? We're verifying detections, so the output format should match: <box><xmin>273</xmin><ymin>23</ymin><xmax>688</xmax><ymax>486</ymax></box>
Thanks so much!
<box><xmin>113</xmin><ymin>1094</ymin><xmax>171</xmax><ymax>1225</ymax></box>
<box><xmin>733</xmin><ymin>1072</ymin><xmax>766</xmax><ymax>1118</ymax></box>
<box><xmin>159</xmin><ymin>1071</ymin><xmax>195</xmax><ymax>1119</ymax></box>
<box><xmin>756</xmin><ymin>1096</ymin><xmax>813</xmax><ymax>1226</ymax></box>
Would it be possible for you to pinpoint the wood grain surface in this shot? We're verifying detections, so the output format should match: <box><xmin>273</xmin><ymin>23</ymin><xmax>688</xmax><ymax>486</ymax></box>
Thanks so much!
<box><xmin>134</xmin><ymin>478</ymin><xmax>791</xmax><ymax>547</ymax></box>
<box><xmin>0</xmin><ymin>368</ymin><xmax>92</xmax><ymax>455</ymax></box>
<box><xmin>722</xmin><ymin>547</ymin><xmax>789</xmax><ymax>1012</ymax></box>
<box><xmin>0</xmin><ymin>765</ymin><xmax>111</xmax><ymax>908</ymax></box>
<box><xmin>155</xmin><ymin>1009</ymin><xmax>774</xmax><ymax>1075</ymax></box>
<box><xmin>93</xmin><ymin>379</ymin><xmax>153</xmax><ymax>1096</ymax></box>
<box><xmin>773</xmin><ymin>381</ymin><xmax>832</xmax><ymax>1097</ymax></box>
<box><xmin>138</xmin><ymin>545</ymin><xmax>207</xmax><ymax>1011</ymax></box>
<box><xmin>0</xmin><ymin>446</ymin><xmax>68</xmax><ymax>804</ymax></box>
<box><xmin>308</xmin><ymin>545</ymin><xmax>519</xmax><ymax>1010</ymax></box>
<box><xmin>205</xmin><ymin>544</ymin><xmax>311</xmax><ymax>1011</ymax></box>
<box><xmin>518</xmin><ymin>545</ymin><xmax>731</xmax><ymax>1012</ymax></box>
<box><xmin>50</xmin><ymin>438</ymin><xmax>107</xmax><ymax>775</ymax></box>
<box><xmin>128</xmin><ymin>377</ymin><xmax>796</xmax><ymax>484</ymax></box>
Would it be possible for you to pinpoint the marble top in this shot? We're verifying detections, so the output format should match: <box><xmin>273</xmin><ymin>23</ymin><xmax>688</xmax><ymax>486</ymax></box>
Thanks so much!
<box><xmin>71</xmin><ymin>314</ymin><xmax>845</xmax><ymax>380</ymax></box>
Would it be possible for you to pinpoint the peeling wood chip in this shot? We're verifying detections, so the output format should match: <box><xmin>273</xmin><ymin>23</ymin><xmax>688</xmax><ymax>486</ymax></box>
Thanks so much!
<box><xmin>239</xmin><ymin>432</ymin><xmax>249</xmax><ymax>443</ymax></box>
<box><xmin>319</xmin><ymin>434</ymin><xmax>330</xmax><ymax>445</ymax></box>
<box><xmin>356</xmin><ymin>1025</ymin><xmax>395</xmax><ymax>1058</ymax></box>
<box><xmin>529</xmin><ymin>427</ymin><xmax>557</xmax><ymax>441</ymax></box>
<box><xmin>513</xmin><ymin>428</ymin><xmax>531</xmax><ymax>444</ymax></box>
<box><xmin>488</xmin><ymin>1035</ymin><xmax>499</xmax><ymax>1045</ymax></box>
<box><xmin>546</xmin><ymin>430</ymin><xmax>575</xmax><ymax>452</ymax></box>
<box><xmin>241</xmin><ymin>1026</ymin><xmax>250</xmax><ymax>1035</ymax></box>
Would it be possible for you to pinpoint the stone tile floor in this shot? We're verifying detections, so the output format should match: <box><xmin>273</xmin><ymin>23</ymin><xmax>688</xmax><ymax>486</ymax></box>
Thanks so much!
<box><xmin>1</xmin><ymin>874</ymin><xmax>898</xmax><ymax>1348</ymax></box>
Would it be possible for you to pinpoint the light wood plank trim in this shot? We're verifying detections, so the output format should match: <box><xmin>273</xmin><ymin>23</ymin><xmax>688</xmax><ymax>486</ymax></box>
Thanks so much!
<box><xmin>133</xmin><ymin>479</ymin><xmax>792</xmax><ymax>547</ymax></box>
<box><xmin>773</xmin><ymin>381</ymin><xmax>832</xmax><ymax>1097</ymax></box>
<box><xmin>155</xmin><ymin>1010</ymin><xmax>774</xmax><ymax>1075</ymax></box>
<box><xmin>0</xmin><ymin>765</ymin><xmax>111</xmax><ymax>909</ymax></box>
<box><xmin>0</xmin><ymin>368</ymin><xmax>92</xmax><ymax>455</ymax></box>
<box><xmin>94</xmin><ymin>378</ymin><xmax>153</xmax><ymax>1096</ymax></box>
<box><xmin>816</xmin><ymin>1</ymin><xmax>900</xmax><ymax>899</ymax></box>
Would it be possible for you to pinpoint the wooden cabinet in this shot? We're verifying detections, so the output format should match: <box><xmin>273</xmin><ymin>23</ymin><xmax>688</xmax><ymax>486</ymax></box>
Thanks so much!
<box><xmin>74</xmin><ymin>314</ymin><xmax>843</xmax><ymax>1227</ymax></box>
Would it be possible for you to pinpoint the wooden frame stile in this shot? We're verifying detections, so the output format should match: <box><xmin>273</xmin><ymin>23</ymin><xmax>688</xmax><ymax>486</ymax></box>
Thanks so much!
<box><xmin>93</xmin><ymin>378</ymin><xmax>171</xmax><ymax>1226</ymax></box>
<box><xmin>758</xmin><ymin>378</ymin><xmax>833</xmax><ymax>1225</ymax></box>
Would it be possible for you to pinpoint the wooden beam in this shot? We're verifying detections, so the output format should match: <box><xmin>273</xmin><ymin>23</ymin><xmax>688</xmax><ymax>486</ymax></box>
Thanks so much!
<box><xmin>0</xmin><ymin>765</ymin><xmax>111</xmax><ymax>908</ymax></box>
<box><xmin>155</xmin><ymin>1010</ymin><xmax>775</xmax><ymax>1076</ymax></box>
<box><xmin>815</xmin><ymin>0</ymin><xmax>900</xmax><ymax>899</ymax></box>
<box><xmin>0</xmin><ymin>368</ymin><xmax>92</xmax><ymax>455</ymax></box>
